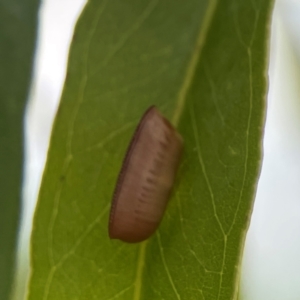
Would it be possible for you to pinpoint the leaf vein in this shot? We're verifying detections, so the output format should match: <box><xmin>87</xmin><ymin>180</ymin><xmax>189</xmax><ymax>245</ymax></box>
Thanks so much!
<box><xmin>157</xmin><ymin>232</ymin><xmax>181</xmax><ymax>300</ymax></box>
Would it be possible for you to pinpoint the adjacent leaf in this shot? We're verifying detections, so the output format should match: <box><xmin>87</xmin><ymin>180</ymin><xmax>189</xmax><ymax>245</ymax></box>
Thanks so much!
<box><xmin>28</xmin><ymin>0</ymin><xmax>274</xmax><ymax>299</ymax></box>
<box><xmin>0</xmin><ymin>1</ymin><xmax>40</xmax><ymax>299</ymax></box>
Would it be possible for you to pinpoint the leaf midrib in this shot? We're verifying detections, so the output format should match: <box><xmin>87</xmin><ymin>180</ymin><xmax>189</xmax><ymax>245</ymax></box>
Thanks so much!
<box><xmin>133</xmin><ymin>0</ymin><xmax>218</xmax><ymax>299</ymax></box>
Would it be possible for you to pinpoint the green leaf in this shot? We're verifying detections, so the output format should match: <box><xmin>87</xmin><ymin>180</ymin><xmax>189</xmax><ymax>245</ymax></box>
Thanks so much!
<box><xmin>28</xmin><ymin>0</ymin><xmax>274</xmax><ymax>299</ymax></box>
<box><xmin>0</xmin><ymin>1</ymin><xmax>40</xmax><ymax>299</ymax></box>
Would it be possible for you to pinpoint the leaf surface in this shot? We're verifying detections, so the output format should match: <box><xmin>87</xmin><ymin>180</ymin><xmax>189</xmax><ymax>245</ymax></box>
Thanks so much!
<box><xmin>29</xmin><ymin>0</ymin><xmax>274</xmax><ymax>299</ymax></box>
<box><xmin>0</xmin><ymin>1</ymin><xmax>39</xmax><ymax>299</ymax></box>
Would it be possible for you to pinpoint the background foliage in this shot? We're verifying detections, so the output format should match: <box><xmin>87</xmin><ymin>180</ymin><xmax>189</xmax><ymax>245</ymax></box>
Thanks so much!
<box><xmin>0</xmin><ymin>1</ymin><xmax>40</xmax><ymax>299</ymax></box>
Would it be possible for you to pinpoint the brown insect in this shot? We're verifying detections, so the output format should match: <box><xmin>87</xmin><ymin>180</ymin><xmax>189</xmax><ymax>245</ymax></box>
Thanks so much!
<box><xmin>108</xmin><ymin>106</ymin><xmax>183</xmax><ymax>243</ymax></box>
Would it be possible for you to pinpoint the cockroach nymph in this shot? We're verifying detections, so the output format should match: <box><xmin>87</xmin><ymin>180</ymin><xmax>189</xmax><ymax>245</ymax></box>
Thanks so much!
<box><xmin>108</xmin><ymin>106</ymin><xmax>183</xmax><ymax>243</ymax></box>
